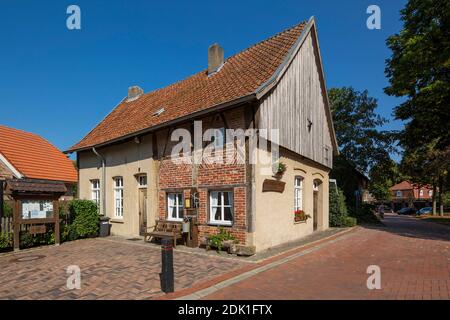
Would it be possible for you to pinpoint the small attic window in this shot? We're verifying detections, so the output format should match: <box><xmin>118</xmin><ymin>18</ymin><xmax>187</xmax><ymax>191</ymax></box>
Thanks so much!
<box><xmin>153</xmin><ymin>108</ymin><xmax>165</xmax><ymax>116</ymax></box>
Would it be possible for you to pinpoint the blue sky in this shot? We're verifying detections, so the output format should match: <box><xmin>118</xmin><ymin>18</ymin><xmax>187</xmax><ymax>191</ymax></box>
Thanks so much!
<box><xmin>0</xmin><ymin>0</ymin><xmax>406</xmax><ymax>157</ymax></box>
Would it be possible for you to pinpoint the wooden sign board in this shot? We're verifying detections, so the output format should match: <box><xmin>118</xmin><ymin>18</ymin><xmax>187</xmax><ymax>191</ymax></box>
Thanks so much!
<box><xmin>262</xmin><ymin>179</ymin><xmax>286</xmax><ymax>193</ymax></box>
<box><xmin>29</xmin><ymin>225</ymin><xmax>47</xmax><ymax>235</ymax></box>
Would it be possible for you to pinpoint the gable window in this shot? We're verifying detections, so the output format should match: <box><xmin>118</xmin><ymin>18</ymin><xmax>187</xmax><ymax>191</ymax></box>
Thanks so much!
<box><xmin>91</xmin><ymin>179</ymin><xmax>100</xmax><ymax>206</ymax></box>
<box><xmin>294</xmin><ymin>177</ymin><xmax>303</xmax><ymax>211</ymax></box>
<box><xmin>167</xmin><ymin>193</ymin><xmax>184</xmax><ymax>221</ymax></box>
<box><xmin>396</xmin><ymin>191</ymin><xmax>402</xmax><ymax>198</ymax></box>
<box><xmin>114</xmin><ymin>177</ymin><xmax>124</xmax><ymax>218</ymax></box>
<box><xmin>210</xmin><ymin>191</ymin><xmax>233</xmax><ymax>226</ymax></box>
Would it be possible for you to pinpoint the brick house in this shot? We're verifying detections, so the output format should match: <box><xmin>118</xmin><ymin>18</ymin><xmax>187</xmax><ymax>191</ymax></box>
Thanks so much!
<box><xmin>390</xmin><ymin>181</ymin><xmax>434</xmax><ymax>211</ymax></box>
<box><xmin>67</xmin><ymin>17</ymin><xmax>339</xmax><ymax>252</ymax></box>
<box><xmin>0</xmin><ymin>125</ymin><xmax>78</xmax><ymax>201</ymax></box>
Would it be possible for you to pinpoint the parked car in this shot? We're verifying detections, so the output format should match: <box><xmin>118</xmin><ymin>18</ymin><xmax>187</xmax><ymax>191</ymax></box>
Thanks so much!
<box><xmin>397</xmin><ymin>207</ymin><xmax>417</xmax><ymax>215</ymax></box>
<box><xmin>417</xmin><ymin>207</ymin><xmax>433</xmax><ymax>215</ymax></box>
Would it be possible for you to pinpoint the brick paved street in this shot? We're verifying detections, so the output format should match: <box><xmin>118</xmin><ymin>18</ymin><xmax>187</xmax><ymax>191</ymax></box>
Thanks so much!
<box><xmin>0</xmin><ymin>237</ymin><xmax>247</xmax><ymax>300</ymax></box>
<box><xmin>203</xmin><ymin>214</ymin><xmax>450</xmax><ymax>300</ymax></box>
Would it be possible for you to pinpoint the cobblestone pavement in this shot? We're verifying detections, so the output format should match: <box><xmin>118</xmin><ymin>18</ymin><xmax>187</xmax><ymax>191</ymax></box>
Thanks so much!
<box><xmin>0</xmin><ymin>237</ymin><xmax>248</xmax><ymax>300</ymax></box>
<box><xmin>203</xmin><ymin>214</ymin><xmax>450</xmax><ymax>300</ymax></box>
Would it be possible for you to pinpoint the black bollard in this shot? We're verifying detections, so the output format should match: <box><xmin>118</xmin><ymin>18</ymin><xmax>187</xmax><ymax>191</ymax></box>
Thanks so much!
<box><xmin>160</xmin><ymin>238</ymin><xmax>174</xmax><ymax>293</ymax></box>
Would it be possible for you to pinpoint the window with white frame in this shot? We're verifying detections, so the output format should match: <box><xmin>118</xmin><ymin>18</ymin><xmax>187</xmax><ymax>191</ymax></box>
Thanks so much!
<box><xmin>419</xmin><ymin>189</ymin><xmax>424</xmax><ymax>197</ymax></box>
<box><xmin>167</xmin><ymin>193</ymin><xmax>184</xmax><ymax>221</ymax></box>
<box><xmin>138</xmin><ymin>175</ymin><xmax>147</xmax><ymax>188</ymax></box>
<box><xmin>91</xmin><ymin>179</ymin><xmax>100</xmax><ymax>206</ymax></box>
<box><xmin>294</xmin><ymin>177</ymin><xmax>303</xmax><ymax>211</ymax></box>
<box><xmin>211</xmin><ymin>127</ymin><xmax>225</xmax><ymax>149</ymax></box>
<box><xmin>429</xmin><ymin>190</ymin><xmax>433</xmax><ymax>197</ymax></box>
<box><xmin>210</xmin><ymin>191</ymin><xmax>233</xmax><ymax>225</ymax></box>
<box><xmin>396</xmin><ymin>191</ymin><xmax>402</xmax><ymax>198</ymax></box>
<box><xmin>113</xmin><ymin>177</ymin><xmax>124</xmax><ymax>218</ymax></box>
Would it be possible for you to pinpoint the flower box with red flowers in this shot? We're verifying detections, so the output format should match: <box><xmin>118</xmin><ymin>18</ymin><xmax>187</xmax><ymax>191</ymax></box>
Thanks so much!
<box><xmin>294</xmin><ymin>210</ymin><xmax>311</xmax><ymax>223</ymax></box>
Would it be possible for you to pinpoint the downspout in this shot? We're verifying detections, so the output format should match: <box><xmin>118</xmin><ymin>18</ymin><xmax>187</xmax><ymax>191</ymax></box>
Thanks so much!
<box><xmin>92</xmin><ymin>147</ymin><xmax>106</xmax><ymax>217</ymax></box>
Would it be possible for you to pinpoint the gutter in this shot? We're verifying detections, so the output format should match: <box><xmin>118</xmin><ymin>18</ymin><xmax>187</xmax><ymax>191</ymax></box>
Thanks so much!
<box><xmin>92</xmin><ymin>147</ymin><xmax>106</xmax><ymax>217</ymax></box>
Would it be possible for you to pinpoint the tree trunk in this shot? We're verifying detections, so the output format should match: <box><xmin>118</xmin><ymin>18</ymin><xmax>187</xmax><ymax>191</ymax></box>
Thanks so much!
<box><xmin>438</xmin><ymin>176</ymin><xmax>444</xmax><ymax>217</ymax></box>
<box><xmin>432</xmin><ymin>184</ymin><xmax>437</xmax><ymax>216</ymax></box>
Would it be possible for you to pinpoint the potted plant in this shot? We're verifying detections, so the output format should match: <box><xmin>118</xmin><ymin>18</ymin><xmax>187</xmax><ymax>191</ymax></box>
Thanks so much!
<box><xmin>294</xmin><ymin>210</ymin><xmax>311</xmax><ymax>223</ymax></box>
<box><xmin>274</xmin><ymin>162</ymin><xmax>287</xmax><ymax>178</ymax></box>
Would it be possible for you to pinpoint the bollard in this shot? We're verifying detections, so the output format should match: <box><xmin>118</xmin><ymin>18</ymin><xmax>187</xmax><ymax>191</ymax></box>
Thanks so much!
<box><xmin>160</xmin><ymin>238</ymin><xmax>174</xmax><ymax>293</ymax></box>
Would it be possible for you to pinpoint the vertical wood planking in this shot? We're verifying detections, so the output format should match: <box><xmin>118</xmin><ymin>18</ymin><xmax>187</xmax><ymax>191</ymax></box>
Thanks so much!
<box><xmin>259</xmin><ymin>32</ymin><xmax>333</xmax><ymax>168</ymax></box>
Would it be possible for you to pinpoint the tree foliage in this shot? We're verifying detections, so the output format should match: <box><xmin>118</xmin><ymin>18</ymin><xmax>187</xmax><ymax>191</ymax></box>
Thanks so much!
<box><xmin>328</xmin><ymin>87</ymin><xmax>396</xmax><ymax>174</ymax></box>
<box><xmin>385</xmin><ymin>0</ymin><xmax>450</xmax><ymax>210</ymax></box>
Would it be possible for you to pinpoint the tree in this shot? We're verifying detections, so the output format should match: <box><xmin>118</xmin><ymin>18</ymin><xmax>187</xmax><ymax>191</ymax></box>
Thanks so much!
<box><xmin>368</xmin><ymin>158</ymin><xmax>404</xmax><ymax>201</ymax></box>
<box><xmin>385</xmin><ymin>0</ymin><xmax>450</xmax><ymax>215</ymax></box>
<box><xmin>328</xmin><ymin>87</ymin><xmax>396</xmax><ymax>174</ymax></box>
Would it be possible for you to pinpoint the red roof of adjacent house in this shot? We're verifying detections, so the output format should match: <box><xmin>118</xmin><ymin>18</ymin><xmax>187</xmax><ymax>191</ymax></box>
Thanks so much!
<box><xmin>0</xmin><ymin>125</ymin><xmax>78</xmax><ymax>183</ymax></box>
<box><xmin>390</xmin><ymin>181</ymin><xmax>414</xmax><ymax>191</ymax></box>
<box><xmin>68</xmin><ymin>21</ymin><xmax>309</xmax><ymax>152</ymax></box>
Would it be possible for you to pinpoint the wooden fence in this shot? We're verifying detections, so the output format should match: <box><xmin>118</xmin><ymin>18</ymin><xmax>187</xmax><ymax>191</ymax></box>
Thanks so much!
<box><xmin>1</xmin><ymin>217</ymin><xmax>13</xmax><ymax>233</ymax></box>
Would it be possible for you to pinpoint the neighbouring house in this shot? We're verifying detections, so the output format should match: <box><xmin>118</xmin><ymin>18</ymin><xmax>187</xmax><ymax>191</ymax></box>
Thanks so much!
<box><xmin>0</xmin><ymin>125</ymin><xmax>78</xmax><ymax>201</ymax></box>
<box><xmin>67</xmin><ymin>17</ymin><xmax>338</xmax><ymax>252</ymax></box>
<box><xmin>390</xmin><ymin>180</ymin><xmax>434</xmax><ymax>211</ymax></box>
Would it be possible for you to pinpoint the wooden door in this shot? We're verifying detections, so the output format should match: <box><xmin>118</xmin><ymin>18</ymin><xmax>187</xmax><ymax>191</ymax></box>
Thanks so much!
<box><xmin>139</xmin><ymin>189</ymin><xmax>147</xmax><ymax>236</ymax></box>
<box><xmin>313</xmin><ymin>191</ymin><xmax>318</xmax><ymax>231</ymax></box>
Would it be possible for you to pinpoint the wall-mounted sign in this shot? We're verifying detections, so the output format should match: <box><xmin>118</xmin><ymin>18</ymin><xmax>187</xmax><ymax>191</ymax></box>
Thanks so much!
<box><xmin>262</xmin><ymin>179</ymin><xmax>286</xmax><ymax>193</ymax></box>
<box><xmin>22</xmin><ymin>200</ymin><xmax>54</xmax><ymax>220</ymax></box>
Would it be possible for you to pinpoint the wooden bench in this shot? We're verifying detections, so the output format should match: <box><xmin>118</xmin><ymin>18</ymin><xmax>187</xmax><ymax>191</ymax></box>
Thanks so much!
<box><xmin>144</xmin><ymin>220</ymin><xmax>183</xmax><ymax>248</ymax></box>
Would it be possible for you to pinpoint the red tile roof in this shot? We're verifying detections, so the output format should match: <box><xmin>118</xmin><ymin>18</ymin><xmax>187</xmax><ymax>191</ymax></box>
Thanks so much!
<box><xmin>68</xmin><ymin>21</ymin><xmax>308</xmax><ymax>152</ymax></box>
<box><xmin>0</xmin><ymin>126</ymin><xmax>78</xmax><ymax>183</ymax></box>
<box><xmin>390</xmin><ymin>181</ymin><xmax>414</xmax><ymax>191</ymax></box>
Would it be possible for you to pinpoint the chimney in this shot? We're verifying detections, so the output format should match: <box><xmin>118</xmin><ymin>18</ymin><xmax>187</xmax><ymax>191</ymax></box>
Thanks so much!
<box><xmin>127</xmin><ymin>86</ymin><xmax>144</xmax><ymax>102</ymax></box>
<box><xmin>208</xmin><ymin>43</ymin><xmax>224</xmax><ymax>75</ymax></box>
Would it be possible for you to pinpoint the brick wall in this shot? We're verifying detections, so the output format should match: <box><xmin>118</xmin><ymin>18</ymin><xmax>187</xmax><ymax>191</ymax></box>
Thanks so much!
<box><xmin>0</xmin><ymin>160</ymin><xmax>14</xmax><ymax>180</ymax></box>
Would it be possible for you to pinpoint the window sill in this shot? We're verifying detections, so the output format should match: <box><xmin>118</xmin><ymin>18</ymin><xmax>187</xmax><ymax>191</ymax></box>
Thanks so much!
<box><xmin>110</xmin><ymin>219</ymin><xmax>124</xmax><ymax>224</ymax></box>
<box><xmin>294</xmin><ymin>220</ymin><xmax>308</xmax><ymax>225</ymax></box>
<box><xmin>208</xmin><ymin>222</ymin><xmax>233</xmax><ymax>227</ymax></box>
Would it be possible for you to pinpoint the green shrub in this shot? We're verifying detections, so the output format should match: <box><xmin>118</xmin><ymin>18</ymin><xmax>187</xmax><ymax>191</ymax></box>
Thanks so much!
<box><xmin>2</xmin><ymin>202</ymin><xmax>13</xmax><ymax>218</ymax></box>
<box><xmin>349</xmin><ymin>203</ymin><xmax>380</xmax><ymax>224</ymax></box>
<box><xmin>0</xmin><ymin>232</ymin><xmax>12</xmax><ymax>249</ymax></box>
<box><xmin>207</xmin><ymin>227</ymin><xmax>237</xmax><ymax>251</ymax></box>
<box><xmin>329</xmin><ymin>187</ymin><xmax>356</xmax><ymax>227</ymax></box>
<box><xmin>68</xmin><ymin>200</ymin><xmax>100</xmax><ymax>238</ymax></box>
<box><xmin>19</xmin><ymin>232</ymin><xmax>34</xmax><ymax>249</ymax></box>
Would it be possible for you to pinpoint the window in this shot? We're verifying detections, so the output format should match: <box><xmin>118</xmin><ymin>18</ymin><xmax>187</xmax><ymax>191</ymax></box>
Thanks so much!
<box><xmin>210</xmin><ymin>191</ymin><xmax>233</xmax><ymax>225</ymax></box>
<box><xmin>396</xmin><ymin>191</ymin><xmax>402</xmax><ymax>198</ymax></box>
<box><xmin>91</xmin><ymin>180</ymin><xmax>100</xmax><ymax>206</ymax></box>
<box><xmin>429</xmin><ymin>190</ymin><xmax>433</xmax><ymax>197</ymax></box>
<box><xmin>114</xmin><ymin>177</ymin><xmax>124</xmax><ymax>218</ymax></box>
<box><xmin>138</xmin><ymin>175</ymin><xmax>147</xmax><ymax>188</ymax></box>
<box><xmin>211</xmin><ymin>127</ymin><xmax>225</xmax><ymax>149</ymax></box>
<box><xmin>167</xmin><ymin>193</ymin><xmax>184</xmax><ymax>221</ymax></box>
<box><xmin>294</xmin><ymin>177</ymin><xmax>303</xmax><ymax>211</ymax></box>
<box><xmin>419</xmin><ymin>189</ymin><xmax>424</xmax><ymax>197</ymax></box>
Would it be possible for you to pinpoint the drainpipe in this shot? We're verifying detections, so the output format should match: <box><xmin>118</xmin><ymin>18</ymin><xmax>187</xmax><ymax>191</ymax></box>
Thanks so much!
<box><xmin>92</xmin><ymin>147</ymin><xmax>106</xmax><ymax>217</ymax></box>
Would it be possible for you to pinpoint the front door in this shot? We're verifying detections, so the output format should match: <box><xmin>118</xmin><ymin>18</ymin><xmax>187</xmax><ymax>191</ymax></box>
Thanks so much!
<box><xmin>139</xmin><ymin>188</ymin><xmax>147</xmax><ymax>236</ymax></box>
<box><xmin>313</xmin><ymin>190</ymin><xmax>318</xmax><ymax>231</ymax></box>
